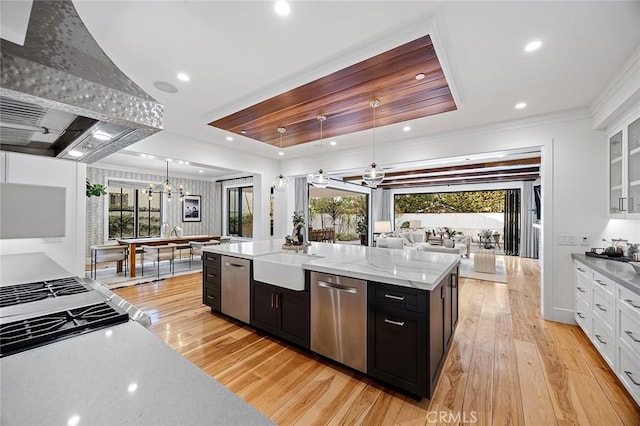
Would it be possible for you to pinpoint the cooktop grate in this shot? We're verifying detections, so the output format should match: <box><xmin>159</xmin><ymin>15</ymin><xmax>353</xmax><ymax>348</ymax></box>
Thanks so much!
<box><xmin>0</xmin><ymin>302</ymin><xmax>128</xmax><ymax>356</ymax></box>
<box><xmin>0</xmin><ymin>277</ymin><xmax>89</xmax><ymax>308</ymax></box>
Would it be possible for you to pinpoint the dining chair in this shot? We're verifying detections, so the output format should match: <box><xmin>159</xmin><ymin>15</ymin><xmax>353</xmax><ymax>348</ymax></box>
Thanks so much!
<box><xmin>141</xmin><ymin>244</ymin><xmax>176</xmax><ymax>279</ymax></box>
<box><xmin>90</xmin><ymin>244</ymin><xmax>128</xmax><ymax>279</ymax></box>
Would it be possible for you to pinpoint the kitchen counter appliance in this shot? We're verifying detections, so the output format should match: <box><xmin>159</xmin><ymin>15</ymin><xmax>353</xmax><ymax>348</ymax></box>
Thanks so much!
<box><xmin>221</xmin><ymin>255</ymin><xmax>250</xmax><ymax>323</ymax></box>
<box><xmin>310</xmin><ymin>272</ymin><xmax>367</xmax><ymax>372</ymax></box>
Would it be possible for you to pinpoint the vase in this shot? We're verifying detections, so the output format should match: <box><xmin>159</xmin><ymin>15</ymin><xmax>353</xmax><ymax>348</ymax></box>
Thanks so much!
<box><xmin>161</xmin><ymin>222</ymin><xmax>170</xmax><ymax>238</ymax></box>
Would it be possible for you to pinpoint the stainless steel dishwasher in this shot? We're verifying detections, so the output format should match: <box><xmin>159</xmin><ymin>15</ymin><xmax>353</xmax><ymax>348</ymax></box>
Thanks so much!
<box><xmin>310</xmin><ymin>272</ymin><xmax>367</xmax><ymax>373</ymax></box>
<box><xmin>221</xmin><ymin>255</ymin><xmax>250</xmax><ymax>323</ymax></box>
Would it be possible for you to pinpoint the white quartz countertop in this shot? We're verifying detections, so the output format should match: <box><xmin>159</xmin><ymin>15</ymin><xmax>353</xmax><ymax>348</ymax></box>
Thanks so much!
<box><xmin>0</xmin><ymin>321</ymin><xmax>273</xmax><ymax>425</ymax></box>
<box><xmin>205</xmin><ymin>240</ymin><xmax>460</xmax><ymax>291</ymax></box>
<box><xmin>0</xmin><ymin>252</ymin><xmax>73</xmax><ymax>286</ymax></box>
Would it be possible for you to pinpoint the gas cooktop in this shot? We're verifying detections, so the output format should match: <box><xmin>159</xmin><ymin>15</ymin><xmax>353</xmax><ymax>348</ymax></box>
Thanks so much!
<box><xmin>0</xmin><ymin>277</ymin><xmax>89</xmax><ymax>308</ymax></box>
<box><xmin>0</xmin><ymin>301</ymin><xmax>129</xmax><ymax>357</ymax></box>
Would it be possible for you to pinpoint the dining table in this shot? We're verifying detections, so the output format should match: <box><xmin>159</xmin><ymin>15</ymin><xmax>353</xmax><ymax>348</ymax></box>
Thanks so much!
<box><xmin>117</xmin><ymin>235</ymin><xmax>220</xmax><ymax>278</ymax></box>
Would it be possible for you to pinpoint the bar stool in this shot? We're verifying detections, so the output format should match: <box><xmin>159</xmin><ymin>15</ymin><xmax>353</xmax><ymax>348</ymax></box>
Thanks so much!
<box><xmin>90</xmin><ymin>244</ymin><xmax>128</xmax><ymax>279</ymax></box>
<box><xmin>141</xmin><ymin>244</ymin><xmax>176</xmax><ymax>279</ymax></box>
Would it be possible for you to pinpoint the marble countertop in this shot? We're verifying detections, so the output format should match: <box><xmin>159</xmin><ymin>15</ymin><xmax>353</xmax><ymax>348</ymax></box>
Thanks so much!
<box><xmin>572</xmin><ymin>253</ymin><xmax>640</xmax><ymax>295</ymax></box>
<box><xmin>0</xmin><ymin>322</ymin><xmax>273</xmax><ymax>425</ymax></box>
<box><xmin>0</xmin><ymin>252</ymin><xmax>73</xmax><ymax>286</ymax></box>
<box><xmin>205</xmin><ymin>240</ymin><xmax>461</xmax><ymax>291</ymax></box>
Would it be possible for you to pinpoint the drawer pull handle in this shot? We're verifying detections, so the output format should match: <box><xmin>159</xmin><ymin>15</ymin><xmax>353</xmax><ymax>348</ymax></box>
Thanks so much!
<box><xmin>625</xmin><ymin>299</ymin><xmax>640</xmax><ymax>309</ymax></box>
<box><xmin>595</xmin><ymin>303</ymin><xmax>607</xmax><ymax>312</ymax></box>
<box><xmin>577</xmin><ymin>287</ymin><xmax>586</xmax><ymax>293</ymax></box>
<box><xmin>625</xmin><ymin>330</ymin><xmax>640</xmax><ymax>343</ymax></box>
<box><xmin>625</xmin><ymin>371</ymin><xmax>640</xmax><ymax>386</ymax></box>
<box><xmin>594</xmin><ymin>279</ymin><xmax>607</xmax><ymax>287</ymax></box>
<box><xmin>595</xmin><ymin>334</ymin><xmax>607</xmax><ymax>345</ymax></box>
<box><xmin>270</xmin><ymin>293</ymin><xmax>274</xmax><ymax>308</ymax></box>
<box><xmin>384</xmin><ymin>318</ymin><xmax>405</xmax><ymax>327</ymax></box>
<box><xmin>384</xmin><ymin>294</ymin><xmax>405</xmax><ymax>301</ymax></box>
<box><xmin>207</xmin><ymin>274</ymin><xmax>215</xmax><ymax>278</ymax></box>
<box><xmin>207</xmin><ymin>295</ymin><xmax>215</xmax><ymax>300</ymax></box>
<box><xmin>577</xmin><ymin>312</ymin><xmax>585</xmax><ymax>319</ymax></box>
<box><xmin>577</xmin><ymin>267</ymin><xmax>586</xmax><ymax>273</ymax></box>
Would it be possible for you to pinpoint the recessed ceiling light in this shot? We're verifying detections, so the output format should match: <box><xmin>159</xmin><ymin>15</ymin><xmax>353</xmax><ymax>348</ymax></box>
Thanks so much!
<box><xmin>177</xmin><ymin>72</ymin><xmax>190</xmax><ymax>82</ymax></box>
<box><xmin>403</xmin><ymin>126</ymin><xmax>411</xmax><ymax>132</ymax></box>
<box><xmin>198</xmin><ymin>169</ymin><xmax>204</xmax><ymax>174</ymax></box>
<box><xmin>166</xmin><ymin>158</ymin><xmax>173</xmax><ymax>162</ymax></box>
<box><xmin>515</xmin><ymin>102</ymin><xmax>527</xmax><ymax>109</ymax></box>
<box><xmin>226</xmin><ymin>136</ymin><xmax>233</xmax><ymax>141</ymax></box>
<box><xmin>153</xmin><ymin>81</ymin><xmax>178</xmax><ymax>93</ymax></box>
<box><xmin>240</xmin><ymin>130</ymin><xmax>247</xmax><ymax>134</ymax></box>
<box><xmin>278</xmin><ymin>151</ymin><xmax>284</xmax><ymax>156</ymax></box>
<box><xmin>274</xmin><ymin>0</ymin><xmax>290</xmax><ymax>16</ymax></box>
<box><xmin>414</xmin><ymin>73</ymin><xmax>425</xmax><ymax>80</ymax></box>
<box><xmin>69</xmin><ymin>150</ymin><xmax>83</xmax><ymax>157</ymax></box>
<box><xmin>524</xmin><ymin>40</ymin><xmax>542</xmax><ymax>52</ymax></box>
<box><xmin>329</xmin><ymin>140</ymin><xmax>337</xmax><ymax>146</ymax></box>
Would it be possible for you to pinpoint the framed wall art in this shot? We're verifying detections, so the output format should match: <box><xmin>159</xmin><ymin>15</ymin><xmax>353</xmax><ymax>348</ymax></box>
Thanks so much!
<box><xmin>182</xmin><ymin>195</ymin><xmax>201</xmax><ymax>222</ymax></box>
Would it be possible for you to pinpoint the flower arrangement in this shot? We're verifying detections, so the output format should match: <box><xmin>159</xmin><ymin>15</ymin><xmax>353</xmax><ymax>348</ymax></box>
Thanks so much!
<box><xmin>292</xmin><ymin>210</ymin><xmax>305</xmax><ymax>226</ymax></box>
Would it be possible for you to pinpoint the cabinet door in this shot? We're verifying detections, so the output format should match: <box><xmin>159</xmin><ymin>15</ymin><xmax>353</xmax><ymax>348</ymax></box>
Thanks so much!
<box><xmin>203</xmin><ymin>284</ymin><xmax>221</xmax><ymax>311</ymax></box>
<box><xmin>610</xmin><ymin>130</ymin><xmax>624</xmax><ymax>214</ymax></box>
<box><xmin>368</xmin><ymin>304</ymin><xmax>426</xmax><ymax>396</ymax></box>
<box><xmin>429</xmin><ymin>282</ymin><xmax>445</xmax><ymax>392</ymax></box>
<box><xmin>444</xmin><ymin>274</ymin><xmax>452</xmax><ymax>346</ymax></box>
<box><xmin>451</xmin><ymin>272</ymin><xmax>459</xmax><ymax>329</ymax></box>
<box><xmin>278</xmin><ymin>288</ymin><xmax>310</xmax><ymax>349</ymax></box>
<box><xmin>627</xmin><ymin>117</ymin><xmax>640</xmax><ymax>214</ymax></box>
<box><xmin>251</xmin><ymin>281</ymin><xmax>278</xmax><ymax>333</ymax></box>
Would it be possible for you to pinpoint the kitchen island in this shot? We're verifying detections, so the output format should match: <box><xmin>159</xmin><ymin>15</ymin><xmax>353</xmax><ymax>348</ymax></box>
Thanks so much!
<box><xmin>203</xmin><ymin>240</ymin><xmax>461</xmax><ymax>398</ymax></box>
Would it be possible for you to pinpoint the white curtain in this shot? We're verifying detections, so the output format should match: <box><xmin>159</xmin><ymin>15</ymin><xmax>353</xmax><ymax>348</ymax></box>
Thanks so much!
<box><xmin>371</xmin><ymin>188</ymin><xmax>391</xmax><ymax>222</ymax></box>
<box><xmin>295</xmin><ymin>177</ymin><xmax>309</xmax><ymax>224</ymax></box>
<box><xmin>520</xmin><ymin>181</ymin><xmax>539</xmax><ymax>258</ymax></box>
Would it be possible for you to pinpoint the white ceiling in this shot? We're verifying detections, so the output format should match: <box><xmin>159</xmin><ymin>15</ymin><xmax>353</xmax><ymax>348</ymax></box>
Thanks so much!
<box><xmin>71</xmin><ymin>0</ymin><xmax>640</xmax><ymax>179</ymax></box>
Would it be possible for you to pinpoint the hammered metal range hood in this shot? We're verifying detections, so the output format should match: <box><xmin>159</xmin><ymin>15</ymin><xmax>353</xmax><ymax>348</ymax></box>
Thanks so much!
<box><xmin>0</xmin><ymin>0</ymin><xmax>163</xmax><ymax>163</ymax></box>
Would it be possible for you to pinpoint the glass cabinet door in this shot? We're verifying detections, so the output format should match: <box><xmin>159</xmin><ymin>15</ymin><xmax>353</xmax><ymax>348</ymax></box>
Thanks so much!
<box><xmin>627</xmin><ymin>117</ymin><xmax>640</xmax><ymax>214</ymax></box>
<box><xmin>610</xmin><ymin>130</ymin><xmax>623</xmax><ymax>213</ymax></box>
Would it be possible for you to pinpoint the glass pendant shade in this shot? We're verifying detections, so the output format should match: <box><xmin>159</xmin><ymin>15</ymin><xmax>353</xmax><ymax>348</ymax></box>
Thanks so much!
<box><xmin>273</xmin><ymin>126</ymin><xmax>289</xmax><ymax>192</ymax></box>
<box><xmin>362</xmin><ymin>99</ymin><xmax>385</xmax><ymax>187</ymax></box>
<box><xmin>363</xmin><ymin>162</ymin><xmax>385</xmax><ymax>187</ymax></box>
<box><xmin>273</xmin><ymin>174</ymin><xmax>289</xmax><ymax>192</ymax></box>
<box><xmin>311</xmin><ymin>169</ymin><xmax>329</xmax><ymax>188</ymax></box>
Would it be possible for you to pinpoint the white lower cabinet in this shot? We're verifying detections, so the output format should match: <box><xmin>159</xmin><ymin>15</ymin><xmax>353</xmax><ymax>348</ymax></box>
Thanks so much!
<box><xmin>574</xmin><ymin>259</ymin><xmax>640</xmax><ymax>406</ymax></box>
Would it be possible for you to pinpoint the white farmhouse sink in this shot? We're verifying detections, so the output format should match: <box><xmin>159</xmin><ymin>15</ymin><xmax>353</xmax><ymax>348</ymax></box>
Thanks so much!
<box><xmin>253</xmin><ymin>252</ymin><xmax>323</xmax><ymax>291</ymax></box>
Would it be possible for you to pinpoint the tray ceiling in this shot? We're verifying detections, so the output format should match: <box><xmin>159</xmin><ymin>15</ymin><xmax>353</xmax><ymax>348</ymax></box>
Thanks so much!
<box><xmin>208</xmin><ymin>35</ymin><xmax>456</xmax><ymax>148</ymax></box>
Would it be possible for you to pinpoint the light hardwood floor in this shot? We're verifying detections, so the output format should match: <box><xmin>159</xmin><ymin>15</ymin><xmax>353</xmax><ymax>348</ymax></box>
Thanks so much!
<box><xmin>114</xmin><ymin>256</ymin><xmax>640</xmax><ymax>425</ymax></box>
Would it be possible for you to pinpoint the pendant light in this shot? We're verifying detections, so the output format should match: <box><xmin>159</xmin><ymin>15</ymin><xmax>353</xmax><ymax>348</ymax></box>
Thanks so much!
<box><xmin>143</xmin><ymin>160</ymin><xmax>187</xmax><ymax>202</ymax></box>
<box><xmin>310</xmin><ymin>114</ymin><xmax>329</xmax><ymax>189</ymax></box>
<box><xmin>273</xmin><ymin>126</ymin><xmax>289</xmax><ymax>192</ymax></box>
<box><xmin>363</xmin><ymin>99</ymin><xmax>385</xmax><ymax>187</ymax></box>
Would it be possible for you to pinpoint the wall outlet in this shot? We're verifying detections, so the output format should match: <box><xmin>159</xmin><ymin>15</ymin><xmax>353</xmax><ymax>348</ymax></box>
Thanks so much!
<box><xmin>557</xmin><ymin>234</ymin><xmax>577</xmax><ymax>245</ymax></box>
<box><xmin>580</xmin><ymin>236</ymin><xmax>590</xmax><ymax>246</ymax></box>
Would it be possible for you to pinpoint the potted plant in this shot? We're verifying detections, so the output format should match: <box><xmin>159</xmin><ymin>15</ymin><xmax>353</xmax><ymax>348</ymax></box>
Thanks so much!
<box><xmin>86</xmin><ymin>180</ymin><xmax>107</xmax><ymax>197</ymax></box>
<box><xmin>292</xmin><ymin>211</ymin><xmax>305</xmax><ymax>244</ymax></box>
<box><xmin>355</xmin><ymin>215</ymin><xmax>368</xmax><ymax>245</ymax></box>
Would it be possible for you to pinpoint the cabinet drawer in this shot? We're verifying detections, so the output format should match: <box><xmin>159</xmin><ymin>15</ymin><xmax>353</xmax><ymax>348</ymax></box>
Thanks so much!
<box><xmin>592</xmin><ymin>285</ymin><xmax>615</xmax><ymax>331</ymax></box>
<box><xmin>618</xmin><ymin>345</ymin><xmax>640</xmax><ymax>406</ymax></box>
<box><xmin>591</xmin><ymin>270</ymin><xmax>614</xmax><ymax>297</ymax></box>
<box><xmin>575</xmin><ymin>297</ymin><xmax>591</xmax><ymax>335</ymax></box>
<box><xmin>574</xmin><ymin>261</ymin><xmax>590</xmax><ymax>282</ymax></box>
<box><xmin>619</xmin><ymin>285</ymin><xmax>640</xmax><ymax>321</ymax></box>
<box><xmin>575</xmin><ymin>274</ymin><xmax>591</xmax><ymax>307</ymax></box>
<box><xmin>204</xmin><ymin>252</ymin><xmax>221</xmax><ymax>264</ymax></box>
<box><xmin>203</xmin><ymin>285</ymin><xmax>221</xmax><ymax>311</ymax></box>
<box><xmin>619</xmin><ymin>308</ymin><xmax>640</xmax><ymax>358</ymax></box>
<box><xmin>592</xmin><ymin>319</ymin><xmax>615</xmax><ymax>368</ymax></box>
<box><xmin>371</xmin><ymin>282</ymin><xmax>427</xmax><ymax>313</ymax></box>
<box><xmin>204</xmin><ymin>264</ymin><xmax>221</xmax><ymax>285</ymax></box>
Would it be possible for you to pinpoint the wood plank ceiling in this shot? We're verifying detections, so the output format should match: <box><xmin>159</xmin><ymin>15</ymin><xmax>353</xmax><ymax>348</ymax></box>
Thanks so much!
<box><xmin>208</xmin><ymin>35</ymin><xmax>457</xmax><ymax>148</ymax></box>
<box><xmin>340</xmin><ymin>157</ymin><xmax>541</xmax><ymax>189</ymax></box>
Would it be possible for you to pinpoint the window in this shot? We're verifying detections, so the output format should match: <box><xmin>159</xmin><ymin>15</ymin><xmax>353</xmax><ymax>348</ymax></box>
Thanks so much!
<box><xmin>227</xmin><ymin>186</ymin><xmax>253</xmax><ymax>237</ymax></box>
<box><xmin>108</xmin><ymin>186</ymin><xmax>162</xmax><ymax>239</ymax></box>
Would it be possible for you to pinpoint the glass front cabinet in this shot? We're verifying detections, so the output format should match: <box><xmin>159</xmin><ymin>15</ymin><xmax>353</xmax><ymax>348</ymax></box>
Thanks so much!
<box><xmin>609</xmin><ymin>114</ymin><xmax>640</xmax><ymax>216</ymax></box>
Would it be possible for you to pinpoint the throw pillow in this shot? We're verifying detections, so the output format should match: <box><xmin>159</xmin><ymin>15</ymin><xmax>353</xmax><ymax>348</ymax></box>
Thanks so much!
<box><xmin>399</xmin><ymin>229</ymin><xmax>414</xmax><ymax>246</ymax></box>
<box><xmin>412</xmin><ymin>231</ymin><xmax>425</xmax><ymax>243</ymax></box>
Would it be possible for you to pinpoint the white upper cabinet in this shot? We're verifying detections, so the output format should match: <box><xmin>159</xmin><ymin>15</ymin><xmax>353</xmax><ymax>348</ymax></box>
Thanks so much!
<box><xmin>609</xmin><ymin>114</ymin><xmax>640</xmax><ymax>217</ymax></box>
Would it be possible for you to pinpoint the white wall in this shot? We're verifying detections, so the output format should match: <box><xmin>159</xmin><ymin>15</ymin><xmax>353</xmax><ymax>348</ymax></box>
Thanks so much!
<box><xmin>0</xmin><ymin>151</ymin><xmax>86</xmax><ymax>276</ymax></box>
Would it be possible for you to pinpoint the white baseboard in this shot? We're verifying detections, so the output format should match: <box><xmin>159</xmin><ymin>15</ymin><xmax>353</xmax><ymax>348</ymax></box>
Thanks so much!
<box><xmin>548</xmin><ymin>307</ymin><xmax>577</xmax><ymax>325</ymax></box>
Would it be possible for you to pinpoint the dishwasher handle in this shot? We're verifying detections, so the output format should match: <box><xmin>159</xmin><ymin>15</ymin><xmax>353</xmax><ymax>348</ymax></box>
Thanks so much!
<box><xmin>224</xmin><ymin>262</ymin><xmax>246</xmax><ymax>269</ymax></box>
<box><xmin>317</xmin><ymin>281</ymin><xmax>358</xmax><ymax>294</ymax></box>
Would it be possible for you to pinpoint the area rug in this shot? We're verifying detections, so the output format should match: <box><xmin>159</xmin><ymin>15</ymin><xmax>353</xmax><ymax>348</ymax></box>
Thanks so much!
<box><xmin>88</xmin><ymin>258</ymin><xmax>203</xmax><ymax>290</ymax></box>
<box><xmin>458</xmin><ymin>257</ymin><xmax>507</xmax><ymax>283</ymax></box>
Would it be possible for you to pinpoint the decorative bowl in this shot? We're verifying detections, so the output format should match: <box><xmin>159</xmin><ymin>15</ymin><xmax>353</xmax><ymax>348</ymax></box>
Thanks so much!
<box><xmin>629</xmin><ymin>262</ymin><xmax>640</xmax><ymax>275</ymax></box>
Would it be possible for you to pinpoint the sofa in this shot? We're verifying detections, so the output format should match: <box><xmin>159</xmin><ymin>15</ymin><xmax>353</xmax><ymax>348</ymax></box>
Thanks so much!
<box><xmin>376</xmin><ymin>231</ymin><xmax>470</xmax><ymax>257</ymax></box>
